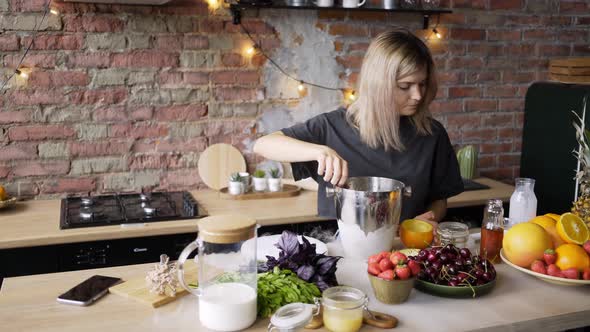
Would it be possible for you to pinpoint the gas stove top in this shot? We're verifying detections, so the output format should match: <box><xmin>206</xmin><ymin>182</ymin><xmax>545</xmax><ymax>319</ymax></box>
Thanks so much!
<box><xmin>60</xmin><ymin>191</ymin><xmax>204</xmax><ymax>229</ymax></box>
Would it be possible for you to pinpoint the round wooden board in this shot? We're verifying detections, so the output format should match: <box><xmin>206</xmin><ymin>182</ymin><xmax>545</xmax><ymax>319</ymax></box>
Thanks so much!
<box><xmin>197</xmin><ymin>143</ymin><xmax>247</xmax><ymax>191</ymax></box>
<box><xmin>220</xmin><ymin>184</ymin><xmax>301</xmax><ymax>200</ymax></box>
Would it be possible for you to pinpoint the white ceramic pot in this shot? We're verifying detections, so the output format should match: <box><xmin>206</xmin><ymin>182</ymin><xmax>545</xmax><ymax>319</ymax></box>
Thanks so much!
<box><xmin>268</xmin><ymin>178</ymin><xmax>282</xmax><ymax>192</ymax></box>
<box><xmin>252</xmin><ymin>177</ymin><xmax>267</xmax><ymax>192</ymax></box>
<box><xmin>228</xmin><ymin>181</ymin><xmax>244</xmax><ymax>195</ymax></box>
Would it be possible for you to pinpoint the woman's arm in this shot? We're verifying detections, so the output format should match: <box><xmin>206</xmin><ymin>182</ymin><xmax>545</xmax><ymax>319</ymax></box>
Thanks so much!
<box><xmin>415</xmin><ymin>199</ymin><xmax>447</xmax><ymax>230</ymax></box>
<box><xmin>253</xmin><ymin>131</ymin><xmax>349</xmax><ymax>186</ymax></box>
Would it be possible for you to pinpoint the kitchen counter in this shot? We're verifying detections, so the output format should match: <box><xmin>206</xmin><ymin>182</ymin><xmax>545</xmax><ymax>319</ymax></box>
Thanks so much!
<box><xmin>0</xmin><ymin>178</ymin><xmax>513</xmax><ymax>250</ymax></box>
<box><xmin>1</xmin><ymin>253</ymin><xmax>588</xmax><ymax>332</ymax></box>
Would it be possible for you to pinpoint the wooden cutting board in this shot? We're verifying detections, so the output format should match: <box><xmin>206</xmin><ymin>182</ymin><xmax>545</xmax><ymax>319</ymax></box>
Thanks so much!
<box><xmin>110</xmin><ymin>262</ymin><xmax>198</xmax><ymax>308</ymax></box>
<box><xmin>198</xmin><ymin>143</ymin><xmax>247</xmax><ymax>191</ymax></box>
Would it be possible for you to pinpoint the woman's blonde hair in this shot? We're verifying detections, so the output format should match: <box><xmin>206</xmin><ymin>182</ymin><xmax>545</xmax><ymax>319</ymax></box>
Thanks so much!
<box><xmin>346</xmin><ymin>27</ymin><xmax>437</xmax><ymax>151</ymax></box>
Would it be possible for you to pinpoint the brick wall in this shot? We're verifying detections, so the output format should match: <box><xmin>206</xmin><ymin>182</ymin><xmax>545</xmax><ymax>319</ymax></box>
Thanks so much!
<box><xmin>0</xmin><ymin>0</ymin><xmax>588</xmax><ymax>198</ymax></box>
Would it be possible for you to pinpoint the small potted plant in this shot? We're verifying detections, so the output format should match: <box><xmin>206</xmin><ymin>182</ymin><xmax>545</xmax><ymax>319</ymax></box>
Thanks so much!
<box><xmin>228</xmin><ymin>172</ymin><xmax>244</xmax><ymax>195</ymax></box>
<box><xmin>252</xmin><ymin>170</ymin><xmax>267</xmax><ymax>192</ymax></box>
<box><xmin>268</xmin><ymin>168</ymin><xmax>282</xmax><ymax>192</ymax></box>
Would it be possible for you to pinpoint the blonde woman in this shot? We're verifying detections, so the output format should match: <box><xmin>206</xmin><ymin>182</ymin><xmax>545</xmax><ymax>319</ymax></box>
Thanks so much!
<box><xmin>253</xmin><ymin>28</ymin><xmax>463</xmax><ymax>227</ymax></box>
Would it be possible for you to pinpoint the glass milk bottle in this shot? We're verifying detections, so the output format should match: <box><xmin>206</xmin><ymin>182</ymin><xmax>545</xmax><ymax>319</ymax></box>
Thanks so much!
<box><xmin>178</xmin><ymin>215</ymin><xmax>258</xmax><ymax>332</ymax></box>
<box><xmin>508</xmin><ymin>178</ymin><xmax>537</xmax><ymax>225</ymax></box>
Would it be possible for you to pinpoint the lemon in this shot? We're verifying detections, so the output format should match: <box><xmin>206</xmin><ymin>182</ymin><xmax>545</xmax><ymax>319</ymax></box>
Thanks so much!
<box><xmin>557</xmin><ymin>213</ymin><xmax>590</xmax><ymax>245</ymax></box>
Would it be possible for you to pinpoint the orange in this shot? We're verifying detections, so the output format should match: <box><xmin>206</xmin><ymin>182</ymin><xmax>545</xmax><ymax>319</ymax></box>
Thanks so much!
<box><xmin>530</xmin><ymin>215</ymin><xmax>565</xmax><ymax>248</ymax></box>
<box><xmin>555</xmin><ymin>243</ymin><xmax>590</xmax><ymax>272</ymax></box>
<box><xmin>556</xmin><ymin>213</ymin><xmax>589</xmax><ymax>245</ymax></box>
<box><xmin>545</xmin><ymin>213</ymin><xmax>561</xmax><ymax>223</ymax></box>
<box><xmin>0</xmin><ymin>185</ymin><xmax>6</xmax><ymax>201</ymax></box>
<box><xmin>400</xmin><ymin>219</ymin><xmax>433</xmax><ymax>249</ymax></box>
<box><xmin>503</xmin><ymin>222</ymin><xmax>553</xmax><ymax>267</ymax></box>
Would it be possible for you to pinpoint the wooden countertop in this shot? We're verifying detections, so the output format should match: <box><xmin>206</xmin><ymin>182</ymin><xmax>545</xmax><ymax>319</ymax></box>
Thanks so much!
<box><xmin>0</xmin><ymin>178</ymin><xmax>513</xmax><ymax>250</ymax></box>
<box><xmin>1</xmin><ymin>257</ymin><xmax>588</xmax><ymax>332</ymax></box>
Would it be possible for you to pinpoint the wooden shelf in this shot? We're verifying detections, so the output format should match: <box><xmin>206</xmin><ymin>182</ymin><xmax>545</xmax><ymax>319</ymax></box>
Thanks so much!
<box><xmin>228</xmin><ymin>0</ymin><xmax>452</xmax><ymax>25</ymax></box>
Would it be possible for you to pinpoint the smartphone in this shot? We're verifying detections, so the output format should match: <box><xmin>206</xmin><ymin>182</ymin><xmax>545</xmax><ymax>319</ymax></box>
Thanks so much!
<box><xmin>57</xmin><ymin>275</ymin><xmax>122</xmax><ymax>306</ymax></box>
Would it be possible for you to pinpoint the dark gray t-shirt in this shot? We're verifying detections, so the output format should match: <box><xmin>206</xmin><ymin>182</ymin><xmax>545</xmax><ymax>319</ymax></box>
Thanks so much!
<box><xmin>281</xmin><ymin>108</ymin><xmax>464</xmax><ymax>221</ymax></box>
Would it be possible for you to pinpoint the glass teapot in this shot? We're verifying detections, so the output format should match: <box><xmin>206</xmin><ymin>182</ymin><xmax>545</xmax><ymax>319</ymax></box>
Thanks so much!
<box><xmin>177</xmin><ymin>215</ymin><xmax>258</xmax><ymax>332</ymax></box>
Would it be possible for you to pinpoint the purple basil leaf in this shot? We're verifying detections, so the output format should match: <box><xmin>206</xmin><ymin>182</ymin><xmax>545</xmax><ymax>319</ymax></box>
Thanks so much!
<box><xmin>296</xmin><ymin>264</ymin><xmax>316</xmax><ymax>282</ymax></box>
<box><xmin>276</xmin><ymin>230</ymin><xmax>300</xmax><ymax>256</ymax></box>
<box><xmin>316</xmin><ymin>256</ymin><xmax>341</xmax><ymax>275</ymax></box>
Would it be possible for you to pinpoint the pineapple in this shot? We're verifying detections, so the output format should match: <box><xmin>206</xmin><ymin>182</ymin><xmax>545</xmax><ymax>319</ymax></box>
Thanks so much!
<box><xmin>571</xmin><ymin>96</ymin><xmax>590</xmax><ymax>228</ymax></box>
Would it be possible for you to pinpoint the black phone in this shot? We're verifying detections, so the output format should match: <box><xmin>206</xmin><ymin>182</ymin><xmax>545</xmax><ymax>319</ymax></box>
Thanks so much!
<box><xmin>57</xmin><ymin>275</ymin><xmax>122</xmax><ymax>306</ymax></box>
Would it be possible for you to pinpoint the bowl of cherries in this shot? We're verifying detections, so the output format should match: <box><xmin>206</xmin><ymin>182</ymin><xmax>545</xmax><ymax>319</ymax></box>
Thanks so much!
<box><xmin>409</xmin><ymin>244</ymin><xmax>497</xmax><ymax>298</ymax></box>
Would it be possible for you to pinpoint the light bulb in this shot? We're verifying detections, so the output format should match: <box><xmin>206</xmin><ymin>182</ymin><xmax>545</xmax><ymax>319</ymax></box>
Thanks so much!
<box><xmin>50</xmin><ymin>8</ymin><xmax>59</xmax><ymax>15</ymax></box>
<box><xmin>348</xmin><ymin>91</ymin><xmax>356</xmax><ymax>101</ymax></box>
<box><xmin>206</xmin><ymin>0</ymin><xmax>220</xmax><ymax>9</ymax></box>
<box><xmin>15</xmin><ymin>69</ymin><xmax>29</xmax><ymax>79</ymax></box>
<box><xmin>433</xmin><ymin>28</ymin><xmax>442</xmax><ymax>39</ymax></box>
<box><xmin>298</xmin><ymin>82</ymin><xmax>305</xmax><ymax>92</ymax></box>
<box><xmin>245</xmin><ymin>46</ymin><xmax>255</xmax><ymax>56</ymax></box>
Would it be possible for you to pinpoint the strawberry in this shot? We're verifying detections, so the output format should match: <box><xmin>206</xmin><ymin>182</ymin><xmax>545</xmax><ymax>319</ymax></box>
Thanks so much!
<box><xmin>390</xmin><ymin>251</ymin><xmax>408</xmax><ymax>266</ymax></box>
<box><xmin>408</xmin><ymin>260</ymin><xmax>421</xmax><ymax>276</ymax></box>
<box><xmin>543</xmin><ymin>249</ymin><xmax>557</xmax><ymax>265</ymax></box>
<box><xmin>530</xmin><ymin>260</ymin><xmax>547</xmax><ymax>275</ymax></box>
<box><xmin>379</xmin><ymin>257</ymin><xmax>394</xmax><ymax>271</ymax></box>
<box><xmin>562</xmin><ymin>268</ymin><xmax>579</xmax><ymax>279</ymax></box>
<box><xmin>379</xmin><ymin>251</ymin><xmax>391</xmax><ymax>260</ymax></box>
<box><xmin>368</xmin><ymin>254</ymin><xmax>382</xmax><ymax>265</ymax></box>
<box><xmin>583</xmin><ymin>240</ymin><xmax>590</xmax><ymax>256</ymax></box>
<box><xmin>583</xmin><ymin>267</ymin><xmax>590</xmax><ymax>280</ymax></box>
<box><xmin>368</xmin><ymin>262</ymin><xmax>381</xmax><ymax>276</ymax></box>
<box><xmin>378</xmin><ymin>269</ymin><xmax>395</xmax><ymax>281</ymax></box>
<box><xmin>394</xmin><ymin>264</ymin><xmax>411</xmax><ymax>280</ymax></box>
<box><xmin>547</xmin><ymin>264</ymin><xmax>562</xmax><ymax>277</ymax></box>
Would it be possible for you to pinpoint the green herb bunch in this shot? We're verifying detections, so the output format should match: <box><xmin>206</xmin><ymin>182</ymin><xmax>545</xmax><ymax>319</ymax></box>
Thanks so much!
<box><xmin>257</xmin><ymin>267</ymin><xmax>321</xmax><ymax>318</ymax></box>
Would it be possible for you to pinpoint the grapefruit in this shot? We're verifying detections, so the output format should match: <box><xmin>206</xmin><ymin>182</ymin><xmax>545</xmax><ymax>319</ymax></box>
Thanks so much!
<box><xmin>555</xmin><ymin>243</ymin><xmax>590</xmax><ymax>272</ymax></box>
<box><xmin>503</xmin><ymin>223</ymin><xmax>553</xmax><ymax>267</ymax></box>
<box><xmin>530</xmin><ymin>215</ymin><xmax>565</xmax><ymax>248</ymax></box>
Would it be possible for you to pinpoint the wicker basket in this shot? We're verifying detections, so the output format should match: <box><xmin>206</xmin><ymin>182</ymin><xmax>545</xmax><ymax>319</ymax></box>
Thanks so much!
<box><xmin>0</xmin><ymin>197</ymin><xmax>17</xmax><ymax>209</ymax></box>
<box><xmin>549</xmin><ymin>57</ymin><xmax>590</xmax><ymax>84</ymax></box>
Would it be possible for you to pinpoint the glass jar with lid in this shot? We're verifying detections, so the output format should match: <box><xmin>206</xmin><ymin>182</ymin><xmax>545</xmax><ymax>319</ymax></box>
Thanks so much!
<box><xmin>177</xmin><ymin>215</ymin><xmax>258</xmax><ymax>332</ymax></box>
<box><xmin>435</xmin><ymin>221</ymin><xmax>470</xmax><ymax>248</ymax></box>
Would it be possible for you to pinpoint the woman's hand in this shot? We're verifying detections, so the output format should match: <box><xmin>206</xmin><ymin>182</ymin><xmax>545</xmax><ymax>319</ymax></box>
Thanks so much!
<box><xmin>315</xmin><ymin>146</ymin><xmax>348</xmax><ymax>186</ymax></box>
<box><xmin>415</xmin><ymin>210</ymin><xmax>438</xmax><ymax>234</ymax></box>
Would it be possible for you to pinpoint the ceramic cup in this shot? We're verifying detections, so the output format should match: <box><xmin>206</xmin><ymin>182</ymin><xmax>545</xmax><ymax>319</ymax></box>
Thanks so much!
<box><xmin>382</xmin><ymin>0</ymin><xmax>396</xmax><ymax>9</ymax></box>
<box><xmin>314</xmin><ymin>0</ymin><xmax>334</xmax><ymax>6</ymax></box>
<box><xmin>342</xmin><ymin>0</ymin><xmax>366</xmax><ymax>7</ymax></box>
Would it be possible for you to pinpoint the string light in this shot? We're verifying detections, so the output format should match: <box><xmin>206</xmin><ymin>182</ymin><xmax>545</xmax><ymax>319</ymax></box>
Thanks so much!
<box><xmin>15</xmin><ymin>69</ymin><xmax>29</xmax><ymax>79</ymax></box>
<box><xmin>348</xmin><ymin>90</ymin><xmax>356</xmax><ymax>101</ymax></box>
<box><xmin>49</xmin><ymin>8</ymin><xmax>59</xmax><ymax>15</ymax></box>
<box><xmin>205</xmin><ymin>0</ymin><xmax>221</xmax><ymax>10</ymax></box>
<box><xmin>297</xmin><ymin>81</ymin><xmax>305</xmax><ymax>92</ymax></box>
<box><xmin>245</xmin><ymin>46</ymin><xmax>256</xmax><ymax>56</ymax></box>
<box><xmin>432</xmin><ymin>28</ymin><xmax>442</xmax><ymax>39</ymax></box>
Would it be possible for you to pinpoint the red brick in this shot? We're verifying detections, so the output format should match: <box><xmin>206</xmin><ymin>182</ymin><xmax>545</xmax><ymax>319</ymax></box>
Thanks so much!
<box><xmin>159</xmin><ymin>169</ymin><xmax>202</xmax><ymax>190</ymax></box>
<box><xmin>328</xmin><ymin>24</ymin><xmax>368</xmax><ymax>37</ymax></box>
<box><xmin>69</xmin><ymin>88</ymin><xmax>128</xmax><ymax>105</ymax></box>
<box><xmin>155</xmin><ymin>35</ymin><xmax>183</xmax><ymax>50</ymax></box>
<box><xmin>538</xmin><ymin>44</ymin><xmax>571</xmax><ymax>56</ymax></box>
<box><xmin>487</xmin><ymin>30</ymin><xmax>521</xmax><ymax>41</ymax></box>
<box><xmin>93</xmin><ymin>106</ymin><xmax>127</xmax><ymax>122</ymax></box>
<box><xmin>466</xmin><ymin>72</ymin><xmax>501</xmax><ymax>83</ymax></box>
<box><xmin>462</xmin><ymin>129</ymin><xmax>498</xmax><ymax>141</ymax></box>
<box><xmin>221</xmin><ymin>53</ymin><xmax>245</xmax><ymax>67</ymax></box>
<box><xmin>158</xmin><ymin>71</ymin><xmax>184</xmax><ymax>85</ymax></box>
<box><xmin>578</xmin><ymin>17</ymin><xmax>590</xmax><ymax>25</ymax></box>
<box><xmin>250</xmin><ymin>54</ymin><xmax>267</xmax><ymax>67</ymax></box>
<box><xmin>133</xmin><ymin>137</ymin><xmax>208</xmax><ymax>153</ymax></box>
<box><xmin>503</xmin><ymin>71</ymin><xmax>537</xmax><ymax>84</ymax></box>
<box><xmin>481</xmin><ymin>168</ymin><xmax>516</xmax><ymax>181</ymax></box>
<box><xmin>0</xmin><ymin>166</ymin><xmax>9</xmax><ymax>178</ymax></box>
<box><xmin>523</xmin><ymin>29</ymin><xmax>557</xmax><ymax>41</ymax></box>
<box><xmin>560</xmin><ymin>1</ymin><xmax>589</xmax><ymax>13</ymax></box>
<box><xmin>518</xmin><ymin>58</ymin><xmax>549</xmax><ymax>69</ymax></box>
<box><xmin>129</xmin><ymin>153</ymin><xmax>184</xmax><ymax>170</ymax></box>
<box><xmin>349</xmin><ymin>42</ymin><xmax>370</xmax><ymax>52</ymax></box>
<box><xmin>440</xmin><ymin>13</ymin><xmax>466</xmax><ymax>24</ymax></box>
<box><xmin>67</xmin><ymin>52</ymin><xmax>110</xmax><ymax>68</ymax></box>
<box><xmin>183</xmin><ymin>72</ymin><xmax>209</xmax><ymax>85</ymax></box>
<box><xmin>429</xmin><ymin>100</ymin><xmax>463</xmax><ymax>114</ymax></box>
<box><xmin>499</xmin><ymin>154</ymin><xmax>520</xmax><ymax>166</ymax></box>
<box><xmin>498</xmin><ymin>127</ymin><xmax>523</xmax><ymax>138</ymax></box>
<box><xmin>318</xmin><ymin>10</ymin><xmax>347</xmax><ymax>20</ymax></box>
<box><xmin>574</xmin><ymin>44</ymin><xmax>590</xmax><ymax>55</ymax></box>
<box><xmin>446</xmin><ymin>114</ymin><xmax>481</xmax><ymax>130</ymax></box>
<box><xmin>63</xmin><ymin>16</ymin><xmax>125</xmax><ymax>32</ymax></box>
<box><xmin>129</xmin><ymin>106</ymin><xmax>153</xmax><ymax>121</ymax></box>
<box><xmin>225</xmin><ymin>20</ymin><xmax>275</xmax><ymax>34</ymax></box>
<box><xmin>481</xmin><ymin>113</ymin><xmax>514</xmax><ymax>127</ymax></box>
<box><xmin>449</xmin><ymin>87</ymin><xmax>481</xmax><ymax>98</ymax></box>
<box><xmin>10</xmin><ymin>0</ymin><xmax>46</xmax><ymax>11</ymax></box>
<box><xmin>211</xmin><ymin>71</ymin><xmax>236</xmax><ymax>84</ymax></box>
<box><xmin>484</xmin><ymin>86</ymin><xmax>519</xmax><ymax>98</ymax></box>
<box><xmin>4</xmin><ymin>54</ymin><xmax>57</xmax><ymax>69</ymax></box>
<box><xmin>513</xmin><ymin>140</ymin><xmax>522</xmax><ymax>153</ymax></box>
<box><xmin>236</xmin><ymin>71</ymin><xmax>260</xmax><ymax>85</ymax></box>
<box><xmin>336</xmin><ymin>55</ymin><xmax>363</xmax><ymax>69</ymax></box>
<box><xmin>478</xmin><ymin>155</ymin><xmax>496</xmax><ymax>169</ymax></box>
<box><xmin>28</xmin><ymin>71</ymin><xmax>89</xmax><ymax>87</ymax></box>
<box><xmin>109</xmin><ymin>124</ymin><xmax>168</xmax><ymax>138</ymax></box>
<box><xmin>451</xmin><ymin>29</ymin><xmax>485</xmax><ymax>40</ymax></box>
<box><xmin>0</xmin><ymin>144</ymin><xmax>38</xmax><ymax>161</ymax></box>
<box><xmin>437</xmin><ymin>72</ymin><xmax>464</xmax><ymax>85</ymax></box>
<box><xmin>158</xmin><ymin>1</ymin><xmax>208</xmax><ymax>15</ymax></box>
<box><xmin>22</xmin><ymin>34</ymin><xmax>84</xmax><ymax>50</ymax></box>
<box><xmin>0</xmin><ymin>35</ymin><xmax>20</xmax><ymax>51</ymax></box>
<box><xmin>453</xmin><ymin>0</ymin><xmax>486</xmax><ymax>8</ymax></box>
<box><xmin>465</xmin><ymin>99</ymin><xmax>498</xmax><ymax>112</ymax></box>
<box><xmin>348</xmin><ymin>11</ymin><xmax>388</xmax><ymax>21</ymax></box>
<box><xmin>541</xmin><ymin>16</ymin><xmax>572</xmax><ymax>26</ymax></box>
<box><xmin>69</xmin><ymin>141</ymin><xmax>131</xmax><ymax>157</ymax></box>
<box><xmin>506</xmin><ymin>44</ymin><xmax>536</xmax><ymax>56</ymax></box>
<box><xmin>214</xmin><ymin>87</ymin><xmax>262</xmax><ymax>101</ymax></box>
<box><xmin>490</xmin><ymin>0</ymin><xmax>523</xmax><ymax>10</ymax></box>
<box><xmin>8</xmin><ymin>125</ymin><xmax>75</xmax><ymax>141</ymax></box>
<box><xmin>259</xmin><ymin>38</ymin><xmax>281</xmax><ymax>51</ymax></box>
<box><xmin>499</xmin><ymin>99</ymin><xmax>524</xmax><ymax>112</ymax></box>
<box><xmin>199</xmin><ymin>19</ymin><xmax>224</xmax><ymax>33</ymax></box>
<box><xmin>41</xmin><ymin>178</ymin><xmax>96</xmax><ymax>194</ymax></box>
<box><xmin>558</xmin><ymin>30</ymin><xmax>588</xmax><ymax>42</ymax></box>
<box><xmin>154</xmin><ymin>104</ymin><xmax>207</xmax><ymax>121</ymax></box>
<box><xmin>480</xmin><ymin>143</ymin><xmax>513</xmax><ymax>154</ymax></box>
<box><xmin>111</xmin><ymin>51</ymin><xmax>179</xmax><ymax>68</ymax></box>
<box><xmin>12</xmin><ymin>161</ymin><xmax>70</xmax><ymax>177</ymax></box>
<box><xmin>9</xmin><ymin>90</ymin><xmax>66</xmax><ymax>105</ymax></box>
<box><xmin>447</xmin><ymin>57</ymin><xmax>485</xmax><ymax>69</ymax></box>
<box><xmin>486</xmin><ymin>58</ymin><xmax>518</xmax><ymax>70</ymax></box>
<box><xmin>505</xmin><ymin>15</ymin><xmax>541</xmax><ymax>25</ymax></box>
<box><xmin>0</xmin><ymin>110</ymin><xmax>31</xmax><ymax>124</ymax></box>
<box><xmin>184</xmin><ymin>36</ymin><xmax>209</xmax><ymax>50</ymax></box>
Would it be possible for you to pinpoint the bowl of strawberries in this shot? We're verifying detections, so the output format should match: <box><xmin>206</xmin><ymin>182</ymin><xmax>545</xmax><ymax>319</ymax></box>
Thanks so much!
<box><xmin>367</xmin><ymin>250</ymin><xmax>420</xmax><ymax>304</ymax></box>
